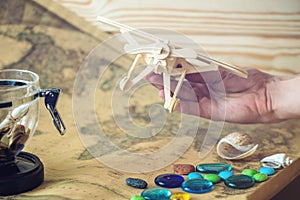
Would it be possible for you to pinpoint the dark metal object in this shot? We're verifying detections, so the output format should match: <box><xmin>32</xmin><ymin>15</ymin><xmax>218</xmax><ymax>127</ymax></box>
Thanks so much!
<box><xmin>39</xmin><ymin>88</ymin><xmax>66</xmax><ymax>135</ymax></box>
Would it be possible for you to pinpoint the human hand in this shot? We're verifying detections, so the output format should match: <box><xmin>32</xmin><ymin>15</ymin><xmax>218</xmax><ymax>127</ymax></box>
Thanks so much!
<box><xmin>146</xmin><ymin>68</ymin><xmax>284</xmax><ymax>123</ymax></box>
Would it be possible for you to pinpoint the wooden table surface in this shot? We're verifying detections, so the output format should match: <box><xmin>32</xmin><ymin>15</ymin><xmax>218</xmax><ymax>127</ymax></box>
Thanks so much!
<box><xmin>1</xmin><ymin>0</ymin><xmax>300</xmax><ymax>199</ymax></box>
<box><xmin>53</xmin><ymin>0</ymin><xmax>300</xmax><ymax>75</ymax></box>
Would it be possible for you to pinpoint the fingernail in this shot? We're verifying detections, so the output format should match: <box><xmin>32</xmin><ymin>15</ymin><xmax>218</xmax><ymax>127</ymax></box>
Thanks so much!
<box><xmin>158</xmin><ymin>89</ymin><xmax>165</xmax><ymax>99</ymax></box>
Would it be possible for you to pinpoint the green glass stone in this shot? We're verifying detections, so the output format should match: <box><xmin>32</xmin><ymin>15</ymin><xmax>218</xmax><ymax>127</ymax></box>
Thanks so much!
<box><xmin>253</xmin><ymin>173</ymin><xmax>268</xmax><ymax>182</ymax></box>
<box><xmin>130</xmin><ymin>196</ymin><xmax>146</xmax><ymax>200</ymax></box>
<box><xmin>203</xmin><ymin>174</ymin><xmax>221</xmax><ymax>184</ymax></box>
<box><xmin>224</xmin><ymin>174</ymin><xmax>255</xmax><ymax>189</ymax></box>
<box><xmin>196</xmin><ymin>163</ymin><xmax>232</xmax><ymax>174</ymax></box>
<box><xmin>241</xmin><ymin>169</ymin><xmax>258</xmax><ymax>177</ymax></box>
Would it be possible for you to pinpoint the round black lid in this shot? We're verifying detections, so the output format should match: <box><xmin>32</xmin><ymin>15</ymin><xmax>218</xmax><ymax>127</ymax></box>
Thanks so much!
<box><xmin>0</xmin><ymin>152</ymin><xmax>44</xmax><ymax>196</ymax></box>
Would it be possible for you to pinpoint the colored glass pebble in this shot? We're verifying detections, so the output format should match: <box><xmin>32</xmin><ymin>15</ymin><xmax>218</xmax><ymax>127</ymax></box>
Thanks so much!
<box><xmin>173</xmin><ymin>164</ymin><xmax>195</xmax><ymax>175</ymax></box>
<box><xmin>259</xmin><ymin>167</ymin><xmax>275</xmax><ymax>176</ymax></box>
<box><xmin>130</xmin><ymin>196</ymin><xmax>146</xmax><ymax>200</ymax></box>
<box><xmin>203</xmin><ymin>174</ymin><xmax>221</xmax><ymax>184</ymax></box>
<box><xmin>196</xmin><ymin>163</ymin><xmax>232</xmax><ymax>174</ymax></box>
<box><xmin>241</xmin><ymin>169</ymin><xmax>258</xmax><ymax>177</ymax></box>
<box><xmin>187</xmin><ymin>172</ymin><xmax>203</xmax><ymax>180</ymax></box>
<box><xmin>170</xmin><ymin>192</ymin><xmax>191</xmax><ymax>200</ymax></box>
<box><xmin>181</xmin><ymin>179</ymin><xmax>214</xmax><ymax>194</ymax></box>
<box><xmin>253</xmin><ymin>173</ymin><xmax>268</xmax><ymax>182</ymax></box>
<box><xmin>224</xmin><ymin>174</ymin><xmax>255</xmax><ymax>189</ymax></box>
<box><xmin>141</xmin><ymin>188</ymin><xmax>172</xmax><ymax>200</ymax></box>
<box><xmin>218</xmin><ymin>171</ymin><xmax>234</xmax><ymax>180</ymax></box>
<box><xmin>154</xmin><ymin>174</ymin><xmax>184</xmax><ymax>188</ymax></box>
<box><xmin>126</xmin><ymin>178</ymin><xmax>148</xmax><ymax>189</ymax></box>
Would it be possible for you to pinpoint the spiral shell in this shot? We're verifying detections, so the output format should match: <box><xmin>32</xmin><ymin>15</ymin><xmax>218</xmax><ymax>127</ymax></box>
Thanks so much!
<box><xmin>8</xmin><ymin>124</ymin><xmax>30</xmax><ymax>153</ymax></box>
<box><xmin>260</xmin><ymin>153</ymin><xmax>293</xmax><ymax>169</ymax></box>
<box><xmin>217</xmin><ymin>132</ymin><xmax>258</xmax><ymax>160</ymax></box>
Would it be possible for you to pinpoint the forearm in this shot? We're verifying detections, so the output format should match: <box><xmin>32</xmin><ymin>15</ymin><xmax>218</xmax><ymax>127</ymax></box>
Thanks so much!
<box><xmin>268</xmin><ymin>74</ymin><xmax>300</xmax><ymax>121</ymax></box>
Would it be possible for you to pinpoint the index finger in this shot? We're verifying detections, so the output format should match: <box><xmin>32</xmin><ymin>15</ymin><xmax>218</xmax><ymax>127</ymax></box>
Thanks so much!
<box><xmin>185</xmin><ymin>70</ymin><xmax>225</xmax><ymax>84</ymax></box>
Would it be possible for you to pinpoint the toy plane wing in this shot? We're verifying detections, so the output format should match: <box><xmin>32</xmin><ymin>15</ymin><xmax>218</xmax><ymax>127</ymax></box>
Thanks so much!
<box><xmin>97</xmin><ymin>16</ymin><xmax>248</xmax><ymax>112</ymax></box>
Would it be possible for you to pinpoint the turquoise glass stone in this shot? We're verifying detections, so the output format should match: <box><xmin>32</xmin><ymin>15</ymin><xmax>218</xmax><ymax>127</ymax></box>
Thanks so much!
<box><xmin>141</xmin><ymin>188</ymin><xmax>171</xmax><ymax>200</ymax></box>
<box><xmin>154</xmin><ymin>174</ymin><xmax>184</xmax><ymax>188</ymax></box>
<box><xmin>196</xmin><ymin>163</ymin><xmax>232</xmax><ymax>174</ymax></box>
<box><xmin>187</xmin><ymin>172</ymin><xmax>203</xmax><ymax>180</ymax></box>
<box><xmin>218</xmin><ymin>171</ymin><xmax>234</xmax><ymax>180</ymax></box>
<box><xmin>259</xmin><ymin>167</ymin><xmax>275</xmax><ymax>176</ymax></box>
<box><xmin>181</xmin><ymin>179</ymin><xmax>214</xmax><ymax>194</ymax></box>
<box><xmin>224</xmin><ymin>174</ymin><xmax>255</xmax><ymax>189</ymax></box>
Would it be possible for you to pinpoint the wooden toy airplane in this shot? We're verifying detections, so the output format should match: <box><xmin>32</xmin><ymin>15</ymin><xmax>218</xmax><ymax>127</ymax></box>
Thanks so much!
<box><xmin>97</xmin><ymin>16</ymin><xmax>248</xmax><ymax>113</ymax></box>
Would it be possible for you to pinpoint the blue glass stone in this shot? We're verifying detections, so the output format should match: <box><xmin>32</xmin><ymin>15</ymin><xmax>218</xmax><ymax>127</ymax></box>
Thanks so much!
<box><xmin>126</xmin><ymin>178</ymin><xmax>148</xmax><ymax>189</ymax></box>
<box><xmin>181</xmin><ymin>179</ymin><xmax>214</xmax><ymax>194</ymax></box>
<box><xmin>224</xmin><ymin>174</ymin><xmax>255</xmax><ymax>189</ymax></box>
<box><xmin>259</xmin><ymin>167</ymin><xmax>275</xmax><ymax>176</ymax></box>
<box><xmin>187</xmin><ymin>172</ymin><xmax>203</xmax><ymax>180</ymax></box>
<box><xmin>141</xmin><ymin>188</ymin><xmax>172</xmax><ymax>200</ymax></box>
<box><xmin>218</xmin><ymin>171</ymin><xmax>234</xmax><ymax>180</ymax></box>
<box><xmin>196</xmin><ymin>163</ymin><xmax>232</xmax><ymax>174</ymax></box>
<box><xmin>154</xmin><ymin>174</ymin><xmax>184</xmax><ymax>188</ymax></box>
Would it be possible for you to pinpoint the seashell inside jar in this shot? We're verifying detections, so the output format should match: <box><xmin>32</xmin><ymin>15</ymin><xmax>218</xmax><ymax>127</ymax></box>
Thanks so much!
<box><xmin>217</xmin><ymin>132</ymin><xmax>258</xmax><ymax>160</ymax></box>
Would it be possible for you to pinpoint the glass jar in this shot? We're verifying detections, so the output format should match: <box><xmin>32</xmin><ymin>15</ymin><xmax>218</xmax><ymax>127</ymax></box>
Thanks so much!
<box><xmin>0</xmin><ymin>69</ymin><xmax>40</xmax><ymax>160</ymax></box>
<box><xmin>0</xmin><ymin>69</ymin><xmax>66</xmax><ymax>195</ymax></box>
<box><xmin>0</xmin><ymin>69</ymin><xmax>65</xmax><ymax>161</ymax></box>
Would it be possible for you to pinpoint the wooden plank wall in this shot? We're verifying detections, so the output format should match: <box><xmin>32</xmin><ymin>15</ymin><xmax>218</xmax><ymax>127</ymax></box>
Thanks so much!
<box><xmin>54</xmin><ymin>0</ymin><xmax>300</xmax><ymax>75</ymax></box>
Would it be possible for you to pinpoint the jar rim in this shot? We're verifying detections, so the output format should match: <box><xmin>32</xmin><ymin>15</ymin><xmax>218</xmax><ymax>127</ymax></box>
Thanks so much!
<box><xmin>0</xmin><ymin>69</ymin><xmax>39</xmax><ymax>92</ymax></box>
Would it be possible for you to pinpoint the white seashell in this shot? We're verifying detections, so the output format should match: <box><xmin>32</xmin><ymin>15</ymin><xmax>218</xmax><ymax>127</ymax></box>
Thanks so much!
<box><xmin>217</xmin><ymin>132</ymin><xmax>258</xmax><ymax>160</ymax></box>
<box><xmin>260</xmin><ymin>153</ymin><xmax>293</xmax><ymax>169</ymax></box>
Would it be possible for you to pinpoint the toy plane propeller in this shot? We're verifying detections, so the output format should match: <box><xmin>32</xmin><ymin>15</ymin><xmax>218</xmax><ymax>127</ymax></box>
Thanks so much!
<box><xmin>97</xmin><ymin>16</ymin><xmax>248</xmax><ymax>113</ymax></box>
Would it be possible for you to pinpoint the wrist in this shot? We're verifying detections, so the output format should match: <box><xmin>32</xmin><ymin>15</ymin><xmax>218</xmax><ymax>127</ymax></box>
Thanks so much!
<box><xmin>268</xmin><ymin>74</ymin><xmax>300</xmax><ymax>121</ymax></box>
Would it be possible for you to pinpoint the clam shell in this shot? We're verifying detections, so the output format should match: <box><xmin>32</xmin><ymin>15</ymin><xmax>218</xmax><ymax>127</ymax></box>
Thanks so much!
<box><xmin>260</xmin><ymin>153</ymin><xmax>293</xmax><ymax>169</ymax></box>
<box><xmin>217</xmin><ymin>132</ymin><xmax>258</xmax><ymax>160</ymax></box>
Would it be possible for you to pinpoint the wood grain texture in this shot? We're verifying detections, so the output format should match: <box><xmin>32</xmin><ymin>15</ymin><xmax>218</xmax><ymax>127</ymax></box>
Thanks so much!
<box><xmin>54</xmin><ymin>0</ymin><xmax>300</xmax><ymax>75</ymax></box>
